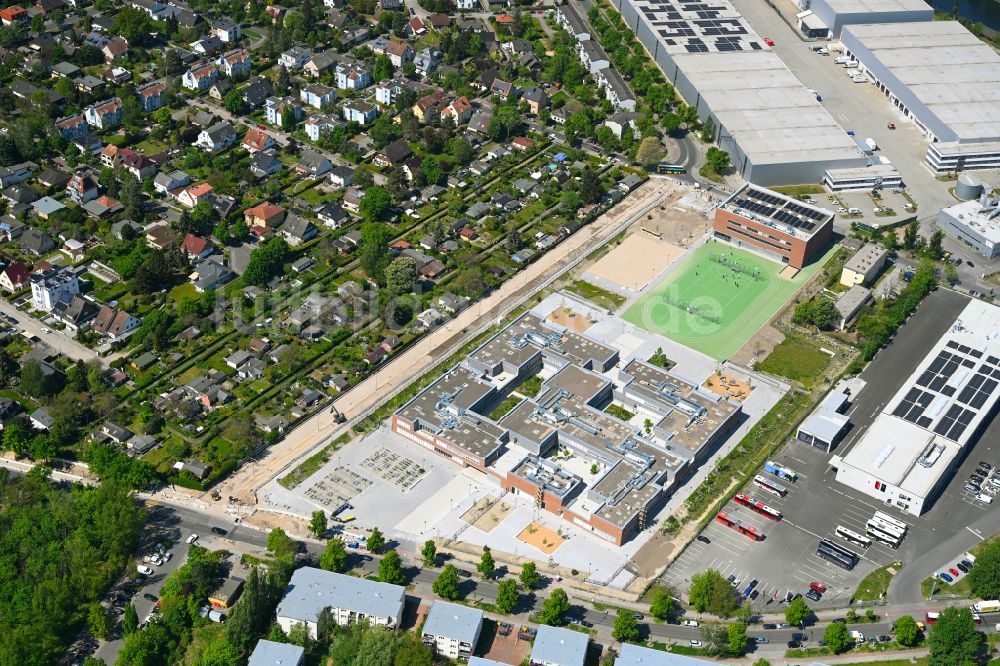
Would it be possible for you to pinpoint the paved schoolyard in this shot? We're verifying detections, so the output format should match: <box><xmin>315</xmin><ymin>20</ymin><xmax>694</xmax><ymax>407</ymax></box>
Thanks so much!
<box><xmin>622</xmin><ymin>242</ymin><xmax>831</xmax><ymax>360</ymax></box>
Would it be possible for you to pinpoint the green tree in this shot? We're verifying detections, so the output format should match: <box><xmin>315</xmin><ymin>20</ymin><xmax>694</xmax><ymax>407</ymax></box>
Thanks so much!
<box><xmin>310</xmin><ymin>510</ymin><xmax>327</xmax><ymax>538</ymax></box>
<box><xmin>706</xmin><ymin>147</ymin><xmax>731</xmax><ymax>173</ymax></box>
<box><xmin>223</xmin><ymin>89</ymin><xmax>245</xmax><ymax>115</ymax></box>
<box><xmin>394</xmin><ymin>636</ymin><xmax>433</xmax><ymax>666</ymax></box>
<box><xmin>893</xmin><ymin>615</ymin><xmax>920</xmax><ymax>647</ymax></box>
<box><xmin>727</xmin><ymin>621</ymin><xmax>748</xmax><ymax>656</ymax></box>
<box><xmin>613</xmin><ymin>608</ymin><xmax>640</xmax><ymax>642</ymax></box>
<box><xmin>477</xmin><ymin>546</ymin><xmax>495</xmax><ymax>579</ymax></box>
<box><xmin>123</xmin><ymin>603</ymin><xmax>139</xmax><ymax>635</ymax></box>
<box><xmin>824</xmin><ymin>621</ymin><xmax>851</xmax><ymax>654</ymax></box>
<box><xmin>926</xmin><ymin>230</ymin><xmax>944</xmax><ymax>259</ymax></box>
<box><xmin>929</xmin><ymin>607</ymin><xmax>980</xmax><ymax>666</ymax></box>
<box><xmin>636</xmin><ymin>136</ymin><xmax>663</xmax><ymax>166</ymax></box>
<box><xmin>421</xmin><ymin>540</ymin><xmax>436</xmax><ymax>567</ymax></box>
<box><xmin>432</xmin><ymin>564</ymin><xmax>460</xmax><ymax>600</ymax></box>
<box><xmin>226</xmin><ymin>567</ymin><xmax>269</xmax><ymax>650</ymax></box>
<box><xmin>243</xmin><ymin>237</ymin><xmax>290</xmax><ymax>287</ymax></box>
<box><xmin>736</xmin><ymin>600</ymin><xmax>754</xmax><ymax>625</ymax></box>
<box><xmin>519</xmin><ymin>561</ymin><xmax>541</xmax><ymax>588</ymax></box>
<box><xmin>367</xmin><ymin>527</ymin><xmax>385</xmax><ymax>553</ymax></box>
<box><xmin>650</xmin><ymin>588</ymin><xmax>674</xmax><ymax>622</ymax></box>
<box><xmin>196</xmin><ymin>637</ymin><xmax>240</xmax><ymax>666</ymax></box>
<box><xmin>320</xmin><ymin>538</ymin><xmax>347</xmax><ymax>573</ymax></box>
<box><xmin>359</xmin><ymin>222</ymin><xmax>393</xmax><ymax>284</ymax></box>
<box><xmin>903</xmin><ymin>220</ymin><xmax>920</xmax><ymax>250</ymax></box>
<box><xmin>374</xmin><ymin>54</ymin><xmax>393</xmax><ymax>81</ymax></box>
<box><xmin>287</xmin><ymin>621</ymin><xmax>312</xmax><ymax>650</ymax></box>
<box><xmin>580</xmin><ymin>169</ymin><xmax>604</xmax><ymax>204</ymax></box>
<box><xmin>496</xmin><ymin>579</ymin><xmax>519</xmax><ymax>614</ymax></box>
<box><xmin>688</xmin><ymin>569</ymin><xmax>737</xmax><ymax>617</ymax></box>
<box><xmin>280</xmin><ymin>105</ymin><xmax>297</xmax><ymax>130</ymax></box>
<box><xmin>784</xmin><ymin>597</ymin><xmax>811</xmax><ymax>627</ymax></box>
<box><xmin>360</xmin><ymin>186</ymin><xmax>392</xmax><ymax>223</ymax></box>
<box><xmin>378</xmin><ymin>549</ymin><xmax>405</xmax><ymax>585</ymax></box>
<box><xmin>563</xmin><ymin>112</ymin><xmax>591</xmax><ymax>144</ymax></box>
<box><xmin>385</xmin><ymin>256</ymin><xmax>418</xmax><ymax>295</ymax></box>
<box><xmin>19</xmin><ymin>358</ymin><xmax>56</xmax><ymax>397</ymax></box>
<box><xmin>539</xmin><ymin>588</ymin><xmax>570</xmax><ymax>626</ymax></box>
<box><xmin>967</xmin><ymin>539</ymin><xmax>1000</xmax><ymax>600</ymax></box>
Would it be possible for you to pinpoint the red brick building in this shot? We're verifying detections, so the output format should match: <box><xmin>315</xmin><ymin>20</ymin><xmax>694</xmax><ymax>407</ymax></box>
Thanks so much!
<box><xmin>713</xmin><ymin>184</ymin><xmax>834</xmax><ymax>269</ymax></box>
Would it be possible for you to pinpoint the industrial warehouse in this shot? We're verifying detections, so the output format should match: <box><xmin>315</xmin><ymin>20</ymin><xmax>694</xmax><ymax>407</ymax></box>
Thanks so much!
<box><xmin>797</xmin><ymin>0</ymin><xmax>932</xmax><ymax>38</ymax></box>
<box><xmin>840</xmin><ymin>21</ymin><xmax>1000</xmax><ymax>174</ymax></box>
<box><xmin>713</xmin><ymin>183</ymin><xmax>835</xmax><ymax>268</ymax></box>
<box><xmin>391</xmin><ymin>312</ymin><xmax>742</xmax><ymax>545</ymax></box>
<box><xmin>610</xmin><ymin>0</ymin><xmax>867</xmax><ymax>185</ymax></box>
<box><xmin>830</xmin><ymin>299</ymin><xmax>1000</xmax><ymax>515</ymax></box>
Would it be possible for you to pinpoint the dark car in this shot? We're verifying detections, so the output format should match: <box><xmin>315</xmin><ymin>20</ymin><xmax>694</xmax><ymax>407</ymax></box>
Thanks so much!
<box><xmin>633</xmin><ymin>612</ymin><xmax>644</xmax><ymax>621</ymax></box>
<box><xmin>979</xmin><ymin>462</ymin><xmax>993</xmax><ymax>471</ymax></box>
<box><xmin>696</xmin><ymin>535</ymin><xmax>711</xmax><ymax>544</ymax></box>
<box><xmin>457</xmin><ymin>569</ymin><xmax>473</xmax><ymax>578</ymax></box>
<box><xmin>762</xmin><ymin>624</ymin><xmax>777</xmax><ymax>630</ymax></box>
<box><xmin>960</xmin><ymin>559</ymin><xmax>974</xmax><ymax>570</ymax></box>
<box><xmin>817</xmin><ymin>640</ymin><xmax>828</xmax><ymax>647</ymax></box>
<box><xmin>727</xmin><ymin>574</ymin><xmax>736</xmax><ymax>584</ymax></box>
<box><xmin>787</xmin><ymin>641</ymin><xmax>800</xmax><ymax>648</ymax></box>
<box><xmin>143</xmin><ymin>593</ymin><xmax>158</xmax><ymax>603</ymax></box>
<box><xmin>210</xmin><ymin>527</ymin><xmax>228</xmax><ymax>535</ymax></box>
<box><xmin>956</xmin><ymin>561</ymin><xmax>970</xmax><ymax>573</ymax></box>
<box><xmin>750</xmin><ymin>590</ymin><xmax>760</xmax><ymax>600</ymax></box>
<box><xmin>792</xmin><ymin>633</ymin><xmax>808</xmax><ymax>641</ymax></box>
<box><xmin>879</xmin><ymin>635</ymin><xmax>892</xmax><ymax>642</ymax></box>
<box><xmin>805</xmin><ymin>589</ymin><xmax>822</xmax><ymax>601</ymax></box>
<box><xmin>832</xmin><ymin>618</ymin><xmax>846</xmax><ymax>624</ymax></box>
<box><xmin>581</xmin><ymin>620</ymin><xmax>593</xmax><ymax>628</ymax></box>
<box><xmin>971</xmin><ymin>474</ymin><xmax>986</xmax><ymax>484</ymax></box>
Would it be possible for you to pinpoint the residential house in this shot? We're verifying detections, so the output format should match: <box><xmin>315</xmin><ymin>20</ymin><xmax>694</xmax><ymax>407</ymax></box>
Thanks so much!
<box><xmin>92</xmin><ymin>304</ymin><xmax>140</xmax><ymax>340</ymax></box>
<box><xmin>490</xmin><ymin>78</ymin><xmax>515</xmax><ymax>100</ymax></box>
<box><xmin>413</xmin><ymin>91</ymin><xmax>445</xmax><ymax>123</ymax></box>
<box><xmin>304</xmin><ymin>114</ymin><xmax>340</xmax><ymax>142</ymax></box>
<box><xmin>241</xmin><ymin>127</ymin><xmax>275</xmax><ymax>153</ymax></box>
<box><xmin>30</xmin><ymin>407</ymin><xmax>54</xmax><ymax>431</ymax></box>
<box><xmin>530</xmin><ymin>626</ymin><xmax>589</xmax><ymax>666</ymax></box>
<box><xmin>329</xmin><ymin>166</ymin><xmax>354</xmax><ymax>188</ymax></box>
<box><xmin>522</xmin><ymin>86</ymin><xmax>549</xmax><ymax>114</ymax></box>
<box><xmin>408</xmin><ymin>17</ymin><xmax>426</xmax><ymax>36</ymax></box>
<box><xmin>280</xmin><ymin>214</ymin><xmax>318</xmax><ymax>246</ymax></box>
<box><xmin>385</xmin><ymin>42</ymin><xmax>414</xmax><ymax>68</ymax></box>
<box><xmin>265</xmin><ymin>96</ymin><xmax>303</xmax><ymax>126</ymax></box>
<box><xmin>296</xmin><ymin>150</ymin><xmax>332</xmax><ymax>178</ymax></box>
<box><xmin>279</xmin><ymin>46</ymin><xmax>311</xmax><ymax>70</ymax></box>
<box><xmin>212</xmin><ymin>18</ymin><xmax>241</xmax><ymax>42</ymax></box>
<box><xmin>66</xmin><ymin>170</ymin><xmax>99</xmax><ymax>203</ymax></box>
<box><xmin>178</xmin><ymin>182</ymin><xmax>213</xmax><ymax>208</ymax></box>
<box><xmin>456</xmin><ymin>0</ymin><xmax>479</xmax><ymax>8</ymax></box>
<box><xmin>121</xmin><ymin>153</ymin><xmax>158</xmax><ymax>180</ymax></box>
<box><xmin>317</xmin><ymin>202</ymin><xmax>349</xmax><ymax>228</ymax></box>
<box><xmin>375</xmin><ymin>78</ymin><xmax>405</xmax><ymax>106</ymax></box>
<box><xmin>106</xmin><ymin>67</ymin><xmax>133</xmax><ymax>86</ymax></box>
<box><xmin>427</xmin><ymin>13</ymin><xmax>450</xmax><ymax>29</ymax></box>
<box><xmin>76</xmin><ymin>76</ymin><xmax>106</xmax><ymax>95</ymax></box>
<box><xmin>135</xmin><ymin>81</ymin><xmax>166</xmax><ymax>111</ymax></box>
<box><xmin>146</xmin><ymin>225</ymin><xmax>180</xmax><ymax>250</ymax></box>
<box><xmin>0</xmin><ymin>6</ymin><xmax>29</xmax><ymax>25</ymax></box>
<box><xmin>56</xmin><ymin>114</ymin><xmax>88</xmax><ymax>139</ymax></box>
<box><xmin>131</xmin><ymin>0</ymin><xmax>166</xmax><ymax>18</ymax></box>
<box><xmin>512</xmin><ymin>136</ymin><xmax>534</xmax><ymax>152</ymax></box>
<box><xmin>300</xmin><ymin>83</ymin><xmax>335</xmax><ymax>109</ymax></box>
<box><xmin>190</xmin><ymin>36</ymin><xmax>224</xmax><ymax>55</ymax></box>
<box><xmin>438</xmin><ymin>292</ymin><xmax>469</xmax><ymax>314</ymax></box>
<box><xmin>217</xmin><ymin>47</ymin><xmax>251</xmax><ymax>78</ymax></box>
<box><xmin>101</xmin><ymin>38</ymin><xmax>128</xmax><ymax>62</ymax></box>
<box><xmin>604</xmin><ymin>111</ymin><xmax>643</xmax><ymax>138</ymax></box>
<box><xmin>578</xmin><ymin>39</ymin><xmax>610</xmax><ymax>74</ymax></box>
<box><xmin>556</xmin><ymin>5</ymin><xmax>590</xmax><ymax>40</ymax></box>
<box><xmin>249</xmin><ymin>152</ymin><xmax>284</xmax><ymax>178</ymax></box>
<box><xmin>242</xmin><ymin>76</ymin><xmax>273</xmax><ymax>109</ymax></box>
<box><xmin>195</xmin><ymin>122</ymin><xmax>238</xmax><ymax>152</ymax></box>
<box><xmin>275</xmin><ymin>568</ymin><xmax>404</xmax><ymax>639</ymax></box>
<box><xmin>52</xmin><ymin>61</ymin><xmax>81</xmax><ymax>79</ymax></box>
<box><xmin>334</xmin><ymin>61</ymin><xmax>372</xmax><ymax>91</ymax></box>
<box><xmin>0</xmin><ymin>398</ymin><xmax>23</xmax><ymax>427</ymax></box>
<box><xmin>379</xmin><ymin>0</ymin><xmax>401</xmax><ymax>8</ymax></box>
<box><xmin>468</xmin><ymin>109</ymin><xmax>491</xmax><ymax>134</ymax></box>
<box><xmin>244</xmin><ymin>202</ymin><xmax>286</xmax><ymax>232</ymax></box>
<box><xmin>33</xmin><ymin>197</ymin><xmax>66</xmax><ymax>219</ymax></box>
<box><xmin>83</xmin><ymin>97</ymin><xmax>123</xmax><ymax>129</ymax></box>
<box><xmin>176</xmin><ymin>459</ymin><xmax>212</xmax><ymax>479</ymax></box>
<box><xmin>30</xmin><ymin>265</ymin><xmax>79</xmax><ymax>310</ymax></box>
<box><xmin>373</xmin><ymin>139</ymin><xmax>413</xmax><ymax>168</ymax></box>
<box><xmin>208</xmin><ymin>79</ymin><xmax>232</xmax><ymax>101</ymax></box>
<box><xmin>304</xmin><ymin>49</ymin><xmax>339</xmax><ymax>78</ymax></box>
<box><xmin>342</xmin><ymin>189</ymin><xmax>364</xmax><ymax>212</ymax></box>
<box><xmin>0</xmin><ymin>262</ymin><xmax>29</xmax><ymax>292</ymax></box>
<box><xmin>342</xmin><ymin>100</ymin><xmax>378</xmax><ymax>124</ymax></box>
<box><xmin>598</xmin><ymin>68</ymin><xmax>636</xmax><ymax>111</ymax></box>
<box><xmin>413</xmin><ymin>48</ymin><xmax>441</xmax><ymax>77</ymax></box>
<box><xmin>421</xmin><ymin>602</ymin><xmax>483</xmax><ymax>661</ymax></box>
<box><xmin>181</xmin><ymin>234</ymin><xmax>213</xmax><ymax>261</ymax></box>
<box><xmin>190</xmin><ymin>256</ymin><xmax>234</xmax><ymax>292</ymax></box>
<box><xmin>182</xmin><ymin>62</ymin><xmax>218</xmax><ymax>91</ymax></box>
<box><xmin>444</xmin><ymin>96</ymin><xmax>473</xmax><ymax>124</ymax></box>
<box><xmin>83</xmin><ymin>195</ymin><xmax>124</xmax><ymax>219</ymax></box>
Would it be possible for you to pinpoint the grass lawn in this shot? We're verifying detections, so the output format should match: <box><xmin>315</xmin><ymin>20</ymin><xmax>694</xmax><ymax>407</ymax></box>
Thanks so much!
<box><xmin>518</xmin><ymin>375</ymin><xmax>543</xmax><ymax>398</ymax></box>
<box><xmin>168</xmin><ymin>282</ymin><xmax>198</xmax><ymax>304</ymax></box>
<box><xmin>624</xmin><ymin>243</ymin><xmax>833</xmax><ymax>360</ymax></box>
<box><xmin>566</xmin><ymin>280</ymin><xmax>626</xmax><ymax>311</ymax></box>
<box><xmin>756</xmin><ymin>334</ymin><xmax>832</xmax><ymax>389</ymax></box>
<box><xmin>489</xmin><ymin>395</ymin><xmax>522</xmax><ymax>420</ymax></box>
<box><xmin>771</xmin><ymin>184</ymin><xmax>827</xmax><ymax>197</ymax></box>
<box><xmin>854</xmin><ymin>561</ymin><xmax>903</xmax><ymax>602</ymax></box>
<box><xmin>134</xmin><ymin>138</ymin><xmax>170</xmax><ymax>155</ymax></box>
<box><xmin>605</xmin><ymin>404</ymin><xmax>634</xmax><ymax>421</ymax></box>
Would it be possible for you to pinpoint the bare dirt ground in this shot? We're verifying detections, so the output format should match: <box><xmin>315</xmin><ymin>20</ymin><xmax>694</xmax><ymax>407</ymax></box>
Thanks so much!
<box><xmin>702</xmin><ymin>371</ymin><xmax>753</xmax><ymax>402</ymax></box>
<box><xmin>517</xmin><ymin>521</ymin><xmax>566</xmax><ymax>555</ymax></box>
<box><xmin>730</xmin><ymin>324</ymin><xmax>786</xmax><ymax>367</ymax></box>
<box><xmin>587</xmin><ymin>233</ymin><xmax>685</xmax><ymax>291</ymax></box>
<box><xmin>546</xmin><ymin>306</ymin><xmax>595</xmax><ymax>333</ymax></box>
<box><xmin>461</xmin><ymin>495</ymin><xmax>513</xmax><ymax>533</ymax></box>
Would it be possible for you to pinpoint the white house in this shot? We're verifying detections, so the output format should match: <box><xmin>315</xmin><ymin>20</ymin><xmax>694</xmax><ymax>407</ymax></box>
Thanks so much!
<box><xmin>343</xmin><ymin>100</ymin><xmax>378</xmax><ymax>124</ymax></box>
<box><xmin>421</xmin><ymin>602</ymin><xmax>483</xmax><ymax>661</ymax></box>
<box><xmin>195</xmin><ymin>122</ymin><xmax>238</xmax><ymax>152</ymax></box>
<box><xmin>305</xmin><ymin>114</ymin><xmax>340</xmax><ymax>142</ymax></box>
<box><xmin>216</xmin><ymin>47</ymin><xmax>252</xmax><ymax>78</ymax></box>
<box><xmin>212</xmin><ymin>18</ymin><xmax>241</xmax><ymax>43</ymax></box>
<box><xmin>275</xmin><ymin>568</ymin><xmax>404</xmax><ymax>639</ymax></box>
<box><xmin>375</xmin><ymin>79</ymin><xmax>405</xmax><ymax>106</ymax></box>
<box><xmin>300</xmin><ymin>83</ymin><xmax>335</xmax><ymax>109</ymax></box>
<box><xmin>182</xmin><ymin>62</ymin><xmax>218</xmax><ymax>90</ymax></box>
<box><xmin>279</xmin><ymin>46</ymin><xmax>311</xmax><ymax>70</ymax></box>
<box><xmin>335</xmin><ymin>62</ymin><xmax>373</xmax><ymax>91</ymax></box>
<box><xmin>30</xmin><ymin>266</ymin><xmax>80</xmax><ymax>311</ymax></box>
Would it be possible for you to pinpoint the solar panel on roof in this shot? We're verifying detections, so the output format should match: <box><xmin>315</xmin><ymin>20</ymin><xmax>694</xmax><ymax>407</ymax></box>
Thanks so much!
<box><xmin>892</xmin><ymin>402</ymin><xmax>911</xmax><ymax>417</ymax></box>
<box><xmin>993</xmin><ymin>369</ymin><xmax>1000</xmax><ymax>379</ymax></box>
<box><xmin>971</xmin><ymin>391</ymin><xmax>989</xmax><ymax>409</ymax></box>
<box><xmin>947</xmin><ymin>341</ymin><xmax>959</xmax><ymax>349</ymax></box>
<box><xmin>916</xmin><ymin>371</ymin><xmax>933</xmax><ymax>387</ymax></box>
<box><xmin>982</xmin><ymin>378</ymin><xmax>997</xmax><ymax>393</ymax></box>
<box><xmin>928</xmin><ymin>356</ymin><xmax>945</xmax><ymax>373</ymax></box>
<box><xmin>948</xmin><ymin>422</ymin><xmax>968</xmax><ymax>440</ymax></box>
<box><xmin>934</xmin><ymin>419</ymin><xmax>953</xmax><ymax>436</ymax></box>
<box><xmin>988</xmin><ymin>355</ymin><xmax>999</xmax><ymax>365</ymax></box>
<box><xmin>917</xmin><ymin>416</ymin><xmax>933</xmax><ymax>428</ymax></box>
<box><xmin>957</xmin><ymin>408</ymin><xmax>975</xmax><ymax>425</ymax></box>
<box><xmin>942</xmin><ymin>385</ymin><xmax>956</xmax><ymax>397</ymax></box>
<box><xmin>945</xmin><ymin>404</ymin><xmax>963</xmax><ymax>419</ymax></box>
<box><xmin>971</xmin><ymin>349</ymin><xmax>983</xmax><ymax>358</ymax></box>
<box><xmin>930</xmin><ymin>376</ymin><xmax>947</xmax><ymax>392</ymax></box>
<box><xmin>957</xmin><ymin>385</ymin><xmax>977</xmax><ymax>404</ymax></box>
<box><xmin>969</xmin><ymin>374</ymin><xmax>985</xmax><ymax>389</ymax></box>
<box><xmin>917</xmin><ymin>392</ymin><xmax>934</xmax><ymax>407</ymax></box>
<box><xmin>962</xmin><ymin>359</ymin><xmax>976</xmax><ymax>368</ymax></box>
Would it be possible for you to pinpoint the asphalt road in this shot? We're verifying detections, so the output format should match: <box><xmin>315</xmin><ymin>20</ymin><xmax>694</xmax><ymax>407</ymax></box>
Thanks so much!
<box><xmin>0</xmin><ymin>298</ymin><xmax>103</xmax><ymax>365</ymax></box>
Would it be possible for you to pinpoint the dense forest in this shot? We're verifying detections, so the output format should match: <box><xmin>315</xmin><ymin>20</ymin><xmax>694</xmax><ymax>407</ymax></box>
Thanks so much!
<box><xmin>0</xmin><ymin>468</ymin><xmax>145</xmax><ymax>666</ymax></box>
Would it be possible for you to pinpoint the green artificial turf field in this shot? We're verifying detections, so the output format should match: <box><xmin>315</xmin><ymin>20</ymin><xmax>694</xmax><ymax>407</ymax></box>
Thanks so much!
<box><xmin>623</xmin><ymin>242</ymin><xmax>825</xmax><ymax>360</ymax></box>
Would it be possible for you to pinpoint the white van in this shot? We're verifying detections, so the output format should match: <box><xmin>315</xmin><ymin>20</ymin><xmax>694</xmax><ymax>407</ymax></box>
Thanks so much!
<box><xmin>835</xmin><ymin>56</ymin><xmax>849</xmax><ymax>64</ymax></box>
<box><xmin>848</xmin><ymin>207</ymin><xmax>862</xmax><ymax>215</ymax></box>
<box><xmin>844</xmin><ymin>60</ymin><xmax>859</xmax><ymax>68</ymax></box>
<box><xmin>976</xmin><ymin>493</ymin><xmax>993</xmax><ymax>504</ymax></box>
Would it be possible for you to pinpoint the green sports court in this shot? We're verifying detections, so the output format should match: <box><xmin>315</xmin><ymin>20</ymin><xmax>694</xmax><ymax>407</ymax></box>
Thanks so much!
<box><xmin>622</xmin><ymin>242</ymin><xmax>827</xmax><ymax>360</ymax></box>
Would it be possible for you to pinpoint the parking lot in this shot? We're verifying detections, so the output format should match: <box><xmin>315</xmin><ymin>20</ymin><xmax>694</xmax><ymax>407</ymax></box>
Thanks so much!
<box><xmin>664</xmin><ymin>289</ymin><xmax>1000</xmax><ymax>608</ymax></box>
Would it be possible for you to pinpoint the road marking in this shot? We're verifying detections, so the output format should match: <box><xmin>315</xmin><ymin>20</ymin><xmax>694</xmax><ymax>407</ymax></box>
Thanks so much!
<box><xmin>966</xmin><ymin>526</ymin><xmax>984</xmax><ymax>540</ymax></box>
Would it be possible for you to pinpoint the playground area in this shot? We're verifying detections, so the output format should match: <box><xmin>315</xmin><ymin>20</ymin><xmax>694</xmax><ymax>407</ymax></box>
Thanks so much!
<box><xmin>517</xmin><ymin>521</ymin><xmax>566</xmax><ymax>555</ymax></box>
<box><xmin>622</xmin><ymin>242</ymin><xmax>825</xmax><ymax>360</ymax></box>
<box><xmin>702</xmin><ymin>370</ymin><xmax>753</xmax><ymax>402</ymax></box>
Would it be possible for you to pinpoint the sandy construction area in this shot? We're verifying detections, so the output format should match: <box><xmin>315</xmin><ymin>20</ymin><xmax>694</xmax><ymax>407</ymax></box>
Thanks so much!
<box><xmin>588</xmin><ymin>234</ymin><xmax>685</xmax><ymax>291</ymax></box>
<box><xmin>547</xmin><ymin>306</ymin><xmax>595</xmax><ymax>332</ymax></box>
<box><xmin>517</xmin><ymin>521</ymin><xmax>566</xmax><ymax>555</ymax></box>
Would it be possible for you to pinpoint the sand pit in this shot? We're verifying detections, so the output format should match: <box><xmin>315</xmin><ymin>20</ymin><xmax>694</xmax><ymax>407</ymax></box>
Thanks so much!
<box><xmin>780</xmin><ymin>265</ymin><xmax>800</xmax><ymax>280</ymax></box>
<box><xmin>461</xmin><ymin>495</ymin><xmax>513</xmax><ymax>533</ymax></box>
<box><xmin>703</xmin><ymin>371</ymin><xmax>753</xmax><ymax>402</ymax></box>
<box><xmin>588</xmin><ymin>234</ymin><xmax>685</xmax><ymax>291</ymax></box>
<box><xmin>547</xmin><ymin>306</ymin><xmax>594</xmax><ymax>333</ymax></box>
<box><xmin>517</xmin><ymin>521</ymin><xmax>566</xmax><ymax>555</ymax></box>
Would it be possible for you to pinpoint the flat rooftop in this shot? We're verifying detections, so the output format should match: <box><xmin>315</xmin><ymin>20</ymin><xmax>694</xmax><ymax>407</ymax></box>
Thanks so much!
<box><xmin>672</xmin><ymin>51</ymin><xmax>865</xmax><ymax>166</ymax></box>
<box><xmin>422</xmin><ymin>601</ymin><xmax>483</xmax><ymax>644</ymax></box>
<box><xmin>844</xmin><ymin>243</ymin><xmax>887</xmax><ymax>274</ymax></box>
<box><xmin>940</xmin><ymin>197</ymin><xmax>1000</xmax><ymax>245</ymax></box>
<box><xmin>532</xmin><ymin>625</ymin><xmax>589</xmax><ymax>666</ymax></box>
<box><xmin>626</xmin><ymin>0</ymin><xmax>764</xmax><ymax>55</ymax></box>
<box><xmin>721</xmin><ymin>183</ymin><xmax>835</xmax><ymax>240</ymax></box>
<box><xmin>842</xmin><ymin>21</ymin><xmax>1000</xmax><ymax>143</ymax></box>
<box><xmin>818</xmin><ymin>0</ymin><xmax>931</xmax><ymax>14</ymax></box>
<box><xmin>837</xmin><ymin>299</ymin><xmax>1000</xmax><ymax>496</ymax></box>
<box><xmin>276</xmin><ymin>568</ymin><xmax>404</xmax><ymax>624</ymax></box>
<box><xmin>824</xmin><ymin>163</ymin><xmax>903</xmax><ymax>180</ymax></box>
<box><xmin>616</xmin><ymin>644</ymin><xmax>715</xmax><ymax>666</ymax></box>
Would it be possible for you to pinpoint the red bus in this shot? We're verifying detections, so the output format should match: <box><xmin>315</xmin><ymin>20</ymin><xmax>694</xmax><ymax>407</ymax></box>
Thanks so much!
<box><xmin>733</xmin><ymin>492</ymin><xmax>783</xmax><ymax>521</ymax></box>
<box><xmin>716</xmin><ymin>511</ymin><xmax>765</xmax><ymax>541</ymax></box>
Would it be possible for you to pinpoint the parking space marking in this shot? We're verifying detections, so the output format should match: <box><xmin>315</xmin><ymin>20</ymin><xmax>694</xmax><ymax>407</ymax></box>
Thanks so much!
<box><xmin>966</xmin><ymin>526</ymin><xmax>984</xmax><ymax>539</ymax></box>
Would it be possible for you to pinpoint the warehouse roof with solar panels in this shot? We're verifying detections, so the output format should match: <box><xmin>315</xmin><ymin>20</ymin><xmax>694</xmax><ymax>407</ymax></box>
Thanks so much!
<box><xmin>720</xmin><ymin>183</ymin><xmax>835</xmax><ymax>240</ymax></box>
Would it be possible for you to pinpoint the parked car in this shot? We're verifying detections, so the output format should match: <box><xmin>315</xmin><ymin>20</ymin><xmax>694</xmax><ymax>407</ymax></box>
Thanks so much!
<box><xmin>682</xmin><ymin>620</ymin><xmax>699</xmax><ymax>627</ymax></box>
<box><xmin>806</xmin><ymin>589</ymin><xmax>822</xmax><ymax>601</ymax></box>
<box><xmin>689</xmin><ymin>640</ymin><xmax>703</xmax><ymax>647</ymax></box>
<box><xmin>764</xmin><ymin>37</ymin><xmax>775</xmax><ymax>46</ymax></box>
<box><xmin>211</xmin><ymin>527</ymin><xmax>228</xmax><ymax>535</ymax></box>
<box><xmin>457</xmin><ymin>569</ymin><xmax>473</xmax><ymax>578</ymax></box>
<box><xmin>755</xmin><ymin>637</ymin><xmax>769</xmax><ymax>644</ymax></box>
<box><xmin>887</xmin><ymin>122</ymin><xmax>895</xmax><ymax>129</ymax></box>
<box><xmin>143</xmin><ymin>593</ymin><xmax>158</xmax><ymax>603</ymax></box>
<box><xmin>787</xmin><ymin>640</ymin><xmax>800</xmax><ymax>648</ymax></box>
<box><xmin>939</xmin><ymin>572</ymin><xmax>954</xmax><ymax>583</ymax></box>
<box><xmin>949</xmin><ymin>567</ymin><xmax>960</xmax><ymax>577</ymax></box>
<box><xmin>762</xmin><ymin>624</ymin><xmax>777</xmax><ymax>630</ymax></box>
<box><xmin>633</xmin><ymin>612</ymin><xmax>644</xmax><ymax>621</ymax></box>
<box><xmin>696</xmin><ymin>535</ymin><xmax>711</xmax><ymax>544</ymax></box>
<box><xmin>956</xmin><ymin>561</ymin><xmax>970</xmax><ymax>573</ymax></box>
<box><xmin>186</xmin><ymin>534</ymin><xmax>199</xmax><ymax>544</ymax></box>
<box><xmin>879</xmin><ymin>635</ymin><xmax>892</xmax><ymax>642</ymax></box>
<box><xmin>810</xmin><ymin>582</ymin><xmax>826</xmax><ymax>593</ymax></box>
<box><xmin>137</xmin><ymin>565</ymin><xmax>153</xmax><ymax>576</ymax></box>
